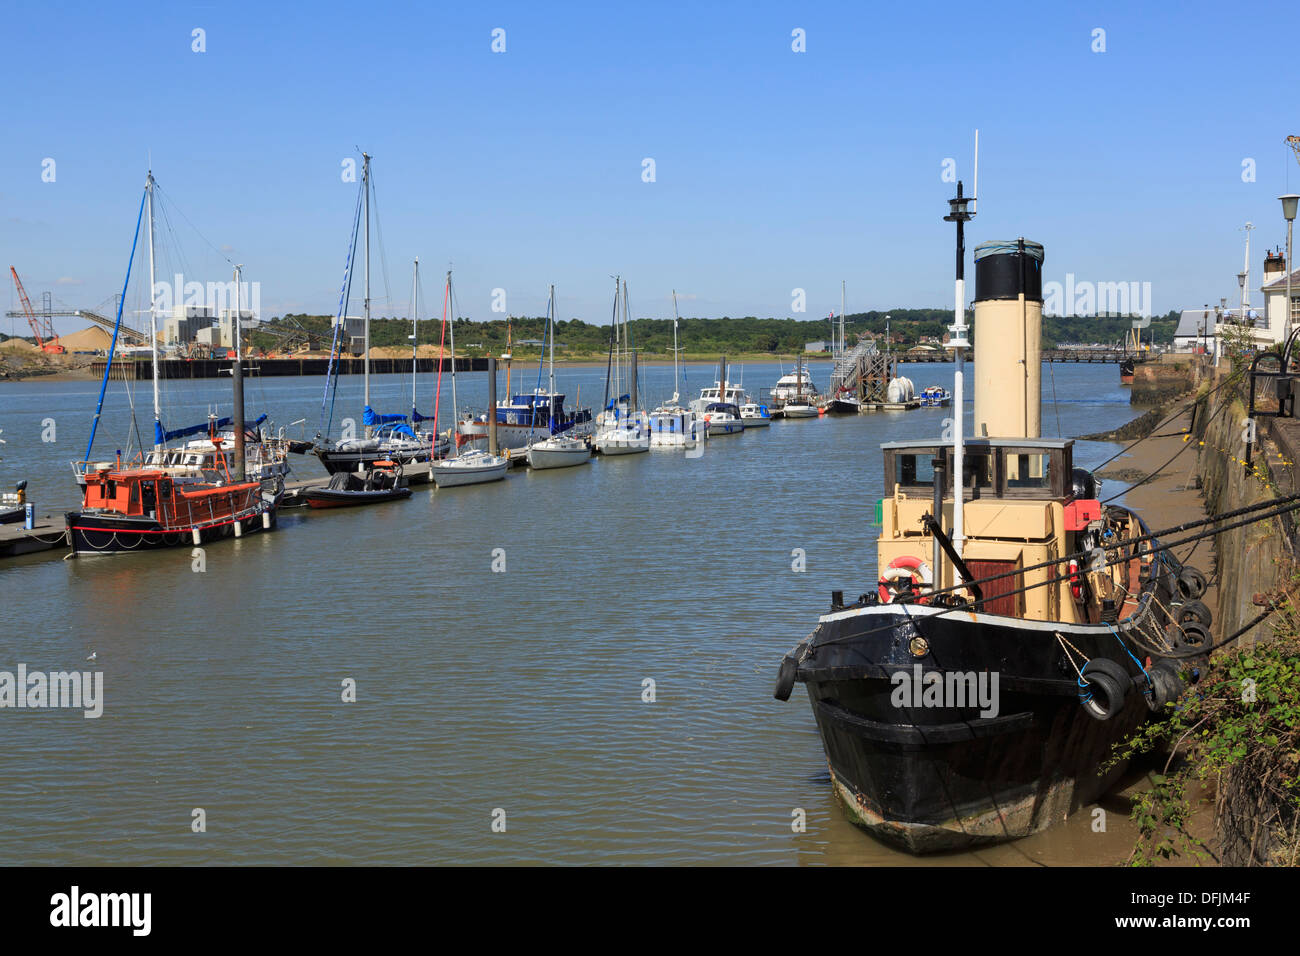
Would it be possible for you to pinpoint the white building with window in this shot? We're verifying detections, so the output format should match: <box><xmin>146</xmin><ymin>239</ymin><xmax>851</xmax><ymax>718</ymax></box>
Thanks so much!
<box><xmin>1261</xmin><ymin>248</ymin><xmax>1300</xmax><ymax>346</ymax></box>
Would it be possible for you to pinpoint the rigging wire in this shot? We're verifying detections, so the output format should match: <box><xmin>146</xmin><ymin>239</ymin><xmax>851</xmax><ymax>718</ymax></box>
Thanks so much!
<box><xmin>368</xmin><ymin>167</ymin><xmax>393</xmax><ymax>316</ymax></box>
<box><xmin>153</xmin><ymin>182</ymin><xmax>235</xmax><ymax>267</ymax></box>
<box><xmin>318</xmin><ymin>172</ymin><xmax>366</xmax><ymax>438</ymax></box>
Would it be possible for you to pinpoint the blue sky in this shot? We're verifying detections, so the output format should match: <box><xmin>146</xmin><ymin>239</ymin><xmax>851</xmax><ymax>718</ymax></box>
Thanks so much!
<box><xmin>3</xmin><ymin>0</ymin><xmax>1298</xmax><ymax>335</ymax></box>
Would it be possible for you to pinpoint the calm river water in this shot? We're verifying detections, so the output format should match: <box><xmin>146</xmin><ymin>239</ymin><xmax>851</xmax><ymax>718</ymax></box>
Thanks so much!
<box><xmin>0</xmin><ymin>360</ymin><xmax>1148</xmax><ymax>865</ymax></box>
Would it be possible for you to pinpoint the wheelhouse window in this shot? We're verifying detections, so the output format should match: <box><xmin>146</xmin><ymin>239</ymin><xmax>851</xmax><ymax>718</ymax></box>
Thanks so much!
<box><xmin>1005</xmin><ymin>452</ymin><xmax>1051</xmax><ymax>490</ymax></box>
<box><xmin>961</xmin><ymin>453</ymin><xmax>995</xmax><ymax>491</ymax></box>
<box><xmin>895</xmin><ymin>452</ymin><xmax>937</xmax><ymax>488</ymax></box>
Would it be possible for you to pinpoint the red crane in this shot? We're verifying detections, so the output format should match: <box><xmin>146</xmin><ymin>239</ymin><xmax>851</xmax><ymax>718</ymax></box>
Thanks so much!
<box><xmin>8</xmin><ymin>266</ymin><xmax>64</xmax><ymax>353</ymax></box>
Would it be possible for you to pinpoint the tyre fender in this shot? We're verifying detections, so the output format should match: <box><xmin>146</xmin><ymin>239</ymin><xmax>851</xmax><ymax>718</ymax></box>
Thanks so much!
<box><xmin>1078</xmin><ymin>657</ymin><xmax>1130</xmax><ymax>721</ymax></box>
<box><xmin>773</xmin><ymin>655</ymin><xmax>799</xmax><ymax>702</ymax></box>
<box><xmin>1176</xmin><ymin>567</ymin><xmax>1208</xmax><ymax>600</ymax></box>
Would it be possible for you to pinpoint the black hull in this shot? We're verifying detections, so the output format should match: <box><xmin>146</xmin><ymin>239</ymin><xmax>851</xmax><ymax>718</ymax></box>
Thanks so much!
<box><xmin>304</xmin><ymin>487</ymin><xmax>412</xmax><ymax>508</ymax></box>
<box><xmin>66</xmin><ymin>509</ymin><xmax>276</xmax><ymax>556</ymax></box>
<box><xmin>790</xmin><ymin>604</ymin><xmax>1158</xmax><ymax>852</ymax></box>
<box><xmin>827</xmin><ymin>398</ymin><xmax>861</xmax><ymax>415</ymax></box>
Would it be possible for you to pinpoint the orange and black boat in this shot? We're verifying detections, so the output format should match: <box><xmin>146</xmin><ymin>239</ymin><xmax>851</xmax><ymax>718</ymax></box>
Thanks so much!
<box><xmin>66</xmin><ymin>445</ymin><xmax>277</xmax><ymax>556</ymax></box>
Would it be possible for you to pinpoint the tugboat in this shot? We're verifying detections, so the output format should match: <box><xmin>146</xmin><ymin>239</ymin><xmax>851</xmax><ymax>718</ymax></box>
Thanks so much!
<box><xmin>774</xmin><ymin>211</ymin><xmax>1205</xmax><ymax>852</ymax></box>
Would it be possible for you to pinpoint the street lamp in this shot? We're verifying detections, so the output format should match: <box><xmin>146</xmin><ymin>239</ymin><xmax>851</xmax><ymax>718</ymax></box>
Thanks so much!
<box><xmin>1281</xmin><ymin>194</ymin><xmax>1298</xmax><ymax>353</ymax></box>
<box><xmin>943</xmin><ymin>181</ymin><xmax>974</xmax><ymax>562</ymax></box>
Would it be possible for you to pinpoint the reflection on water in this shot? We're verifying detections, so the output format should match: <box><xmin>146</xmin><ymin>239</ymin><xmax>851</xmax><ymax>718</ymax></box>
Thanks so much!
<box><xmin>0</xmin><ymin>361</ymin><xmax>1143</xmax><ymax>864</ymax></box>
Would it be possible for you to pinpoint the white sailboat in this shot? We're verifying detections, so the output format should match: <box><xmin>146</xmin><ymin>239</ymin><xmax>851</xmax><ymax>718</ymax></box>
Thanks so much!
<box><xmin>593</xmin><ymin>277</ymin><xmax>650</xmax><ymax>455</ymax></box>
<box><xmin>433</xmin><ymin>269</ymin><xmax>509</xmax><ymax>487</ymax></box>
<box><xmin>527</xmin><ymin>285</ymin><xmax>591</xmax><ymax>470</ymax></box>
<box><xmin>648</xmin><ymin>290</ymin><xmax>700</xmax><ymax>448</ymax></box>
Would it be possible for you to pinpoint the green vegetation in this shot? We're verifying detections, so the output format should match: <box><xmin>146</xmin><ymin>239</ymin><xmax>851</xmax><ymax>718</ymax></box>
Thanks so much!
<box><xmin>1106</xmin><ymin>593</ymin><xmax>1300</xmax><ymax>866</ymax></box>
<box><xmin>247</xmin><ymin>309</ymin><xmax>1180</xmax><ymax>358</ymax></box>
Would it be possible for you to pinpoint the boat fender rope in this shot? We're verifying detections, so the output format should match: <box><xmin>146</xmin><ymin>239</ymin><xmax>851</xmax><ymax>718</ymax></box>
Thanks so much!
<box><xmin>1107</xmin><ymin>622</ymin><xmax>1153</xmax><ymax>701</ymax></box>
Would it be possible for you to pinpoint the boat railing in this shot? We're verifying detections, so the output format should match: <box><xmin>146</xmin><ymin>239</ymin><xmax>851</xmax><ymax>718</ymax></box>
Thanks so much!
<box><xmin>161</xmin><ymin>482</ymin><xmax>262</xmax><ymax>531</ymax></box>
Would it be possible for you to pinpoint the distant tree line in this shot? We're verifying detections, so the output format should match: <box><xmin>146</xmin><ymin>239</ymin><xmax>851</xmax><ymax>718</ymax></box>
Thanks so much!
<box><xmin>234</xmin><ymin>307</ymin><xmax>1180</xmax><ymax>357</ymax></box>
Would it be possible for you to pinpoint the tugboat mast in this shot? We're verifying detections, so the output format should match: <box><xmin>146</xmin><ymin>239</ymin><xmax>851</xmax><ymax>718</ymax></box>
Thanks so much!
<box><xmin>943</xmin><ymin>179</ymin><xmax>974</xmax><ymax>565</ymax></box>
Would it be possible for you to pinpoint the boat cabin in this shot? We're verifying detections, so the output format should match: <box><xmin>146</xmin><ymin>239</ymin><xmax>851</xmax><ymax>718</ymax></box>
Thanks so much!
<box><xmin>876</xmin><ymin>438</ymin><xmax>1113</xmax><ymax>623</ymax></box>
<box><xmin>884</xmin><ymin>438</ymin><xmax>1072</xmax><ymax>501</ymax></box>
<box><xmin>79</xmin><ymin>465</ymin><xmax>264</xmax><ymax>530</ymax></box>
<box><xmin>697</xmin><ymin>384</ymin><xmax>746</xmax><ymax>404</ymax></box>
<box><xmin>497</xmin><ymin>392</ymin><xmax>592</xmax><ymax>431</ymax></box>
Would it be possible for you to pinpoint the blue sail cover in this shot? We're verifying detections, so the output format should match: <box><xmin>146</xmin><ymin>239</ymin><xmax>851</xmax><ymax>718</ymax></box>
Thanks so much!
<box><xmin>411</xmin><ymin>410</ymin><xmax>434</xmax><ymax>423</ymax></box>
<box><xmin>156</xmin><ymin>413</ymin><xmax>268</xmax><ymax>444</ymax></box>
<box><xmin>363</xmin><ymin>405</ymin><xmax>409</xmax><ymax>427</ymax></box>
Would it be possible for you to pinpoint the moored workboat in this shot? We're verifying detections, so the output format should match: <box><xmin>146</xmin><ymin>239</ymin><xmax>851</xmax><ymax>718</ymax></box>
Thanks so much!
<box><xmin>775</xmin><ymin>221</ymin><xmax>1205</xmax><ymax>852</ymax></box>
<box><xmin>701</xmin><ymin>402</ymin><xmax>744</xmax><ymax>436</ymax></box>
<box><xmin>66</xmin><ymin>170</ymin><xmax>280</xmax><ymax>556</ymax></box>
<box><xmin>304</xmin><ymin>460</ymin><xmax>411</xmax><ymax>507</ymax></box>
<box><xmin>739</xmin><ymin>401</ymin><xmax>772</xmax><ymax>427</ymax></box>
<box><xmin>920</xmin><ymin>385</ymin><xmax>951</xmax><ymax>407</ymax></box>
<box><xmin>67</xmin><ymin>447</ymin><xmax>276</xmax><ymax>555</ymax></box>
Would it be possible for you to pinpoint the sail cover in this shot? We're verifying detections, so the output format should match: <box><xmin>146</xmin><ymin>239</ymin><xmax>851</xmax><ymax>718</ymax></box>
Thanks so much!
<box><xmin>363</xmin><ymin>405</ymin><xmax>408</xmax><ymax>427</ymax></box>
<box><xmin>156</xmin><ymin>413</ymin><xmax>269</xmax><ymax>444</ymax></box>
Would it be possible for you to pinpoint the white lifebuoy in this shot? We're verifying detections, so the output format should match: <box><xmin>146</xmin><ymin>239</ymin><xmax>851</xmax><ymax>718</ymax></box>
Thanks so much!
<box><xmin>878</xmin><ymin>556</ymin><xmax>933</xmax><ymax>603</ymax></box>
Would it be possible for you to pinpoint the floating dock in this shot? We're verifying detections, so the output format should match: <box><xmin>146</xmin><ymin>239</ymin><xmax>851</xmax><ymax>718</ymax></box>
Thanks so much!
<box><xmin>0</xmin><ymin>517</ymin><xmax>69</xmax><ymax>559</ymax></box>
<box><xmin>860</xmin><ymin>401</ymin><xmax>921</xmax><ymax>412</ymax></box>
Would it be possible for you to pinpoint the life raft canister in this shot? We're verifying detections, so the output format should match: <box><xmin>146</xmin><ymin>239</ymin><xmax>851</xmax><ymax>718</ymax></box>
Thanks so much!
<box><xmin>878</xmin><ymin>555</ymin><xmax>933</xmax><ymax>603</ymax></box>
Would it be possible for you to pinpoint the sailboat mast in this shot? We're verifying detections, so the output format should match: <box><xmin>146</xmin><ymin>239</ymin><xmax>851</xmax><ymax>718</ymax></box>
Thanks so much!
<box><xmin>362</xmin><ymin>152</ymin><xmax>372</xmax><ymax>436</ymax></box>
<box><xmin>624</xmin><ymin>279</ymin><xmax>635</xmax><ymax>412</ymax></box>
<box><xmin>411</xmin><ymin>257</ymin><xmax>419</xmax><ymax>420</ymax></box>
<box><xmin>548</xmin><ymin>284</ymin><xmax>556</xmax><ymax>405</ymax></box>
<box><xmin>604</xmin><ymin>275</ymin><xmax>618</xmax><ymax>414</ymax></box>
<box><xmin>447</xmin><ymin>270</ymin><xmax>459</xmax><ymax>457</ymax></box>
<box><xmin>146</xmin><ymin>171</ymin><xmax>161</xmax><ymax>447</ymax></box>
<box><xmin>671</xmin><ymin>289</ymin><xmax>681</xmax><ymax>404</ymax></box>
<box><xmin>614</xmin><ymin>276</ymin><xmax>623</xmax><ymax>408</ymax></box>
<box><xmin>232</xmin><ymin>263</ymin><xmax>246</xmax><ymax>481</ymax></box>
